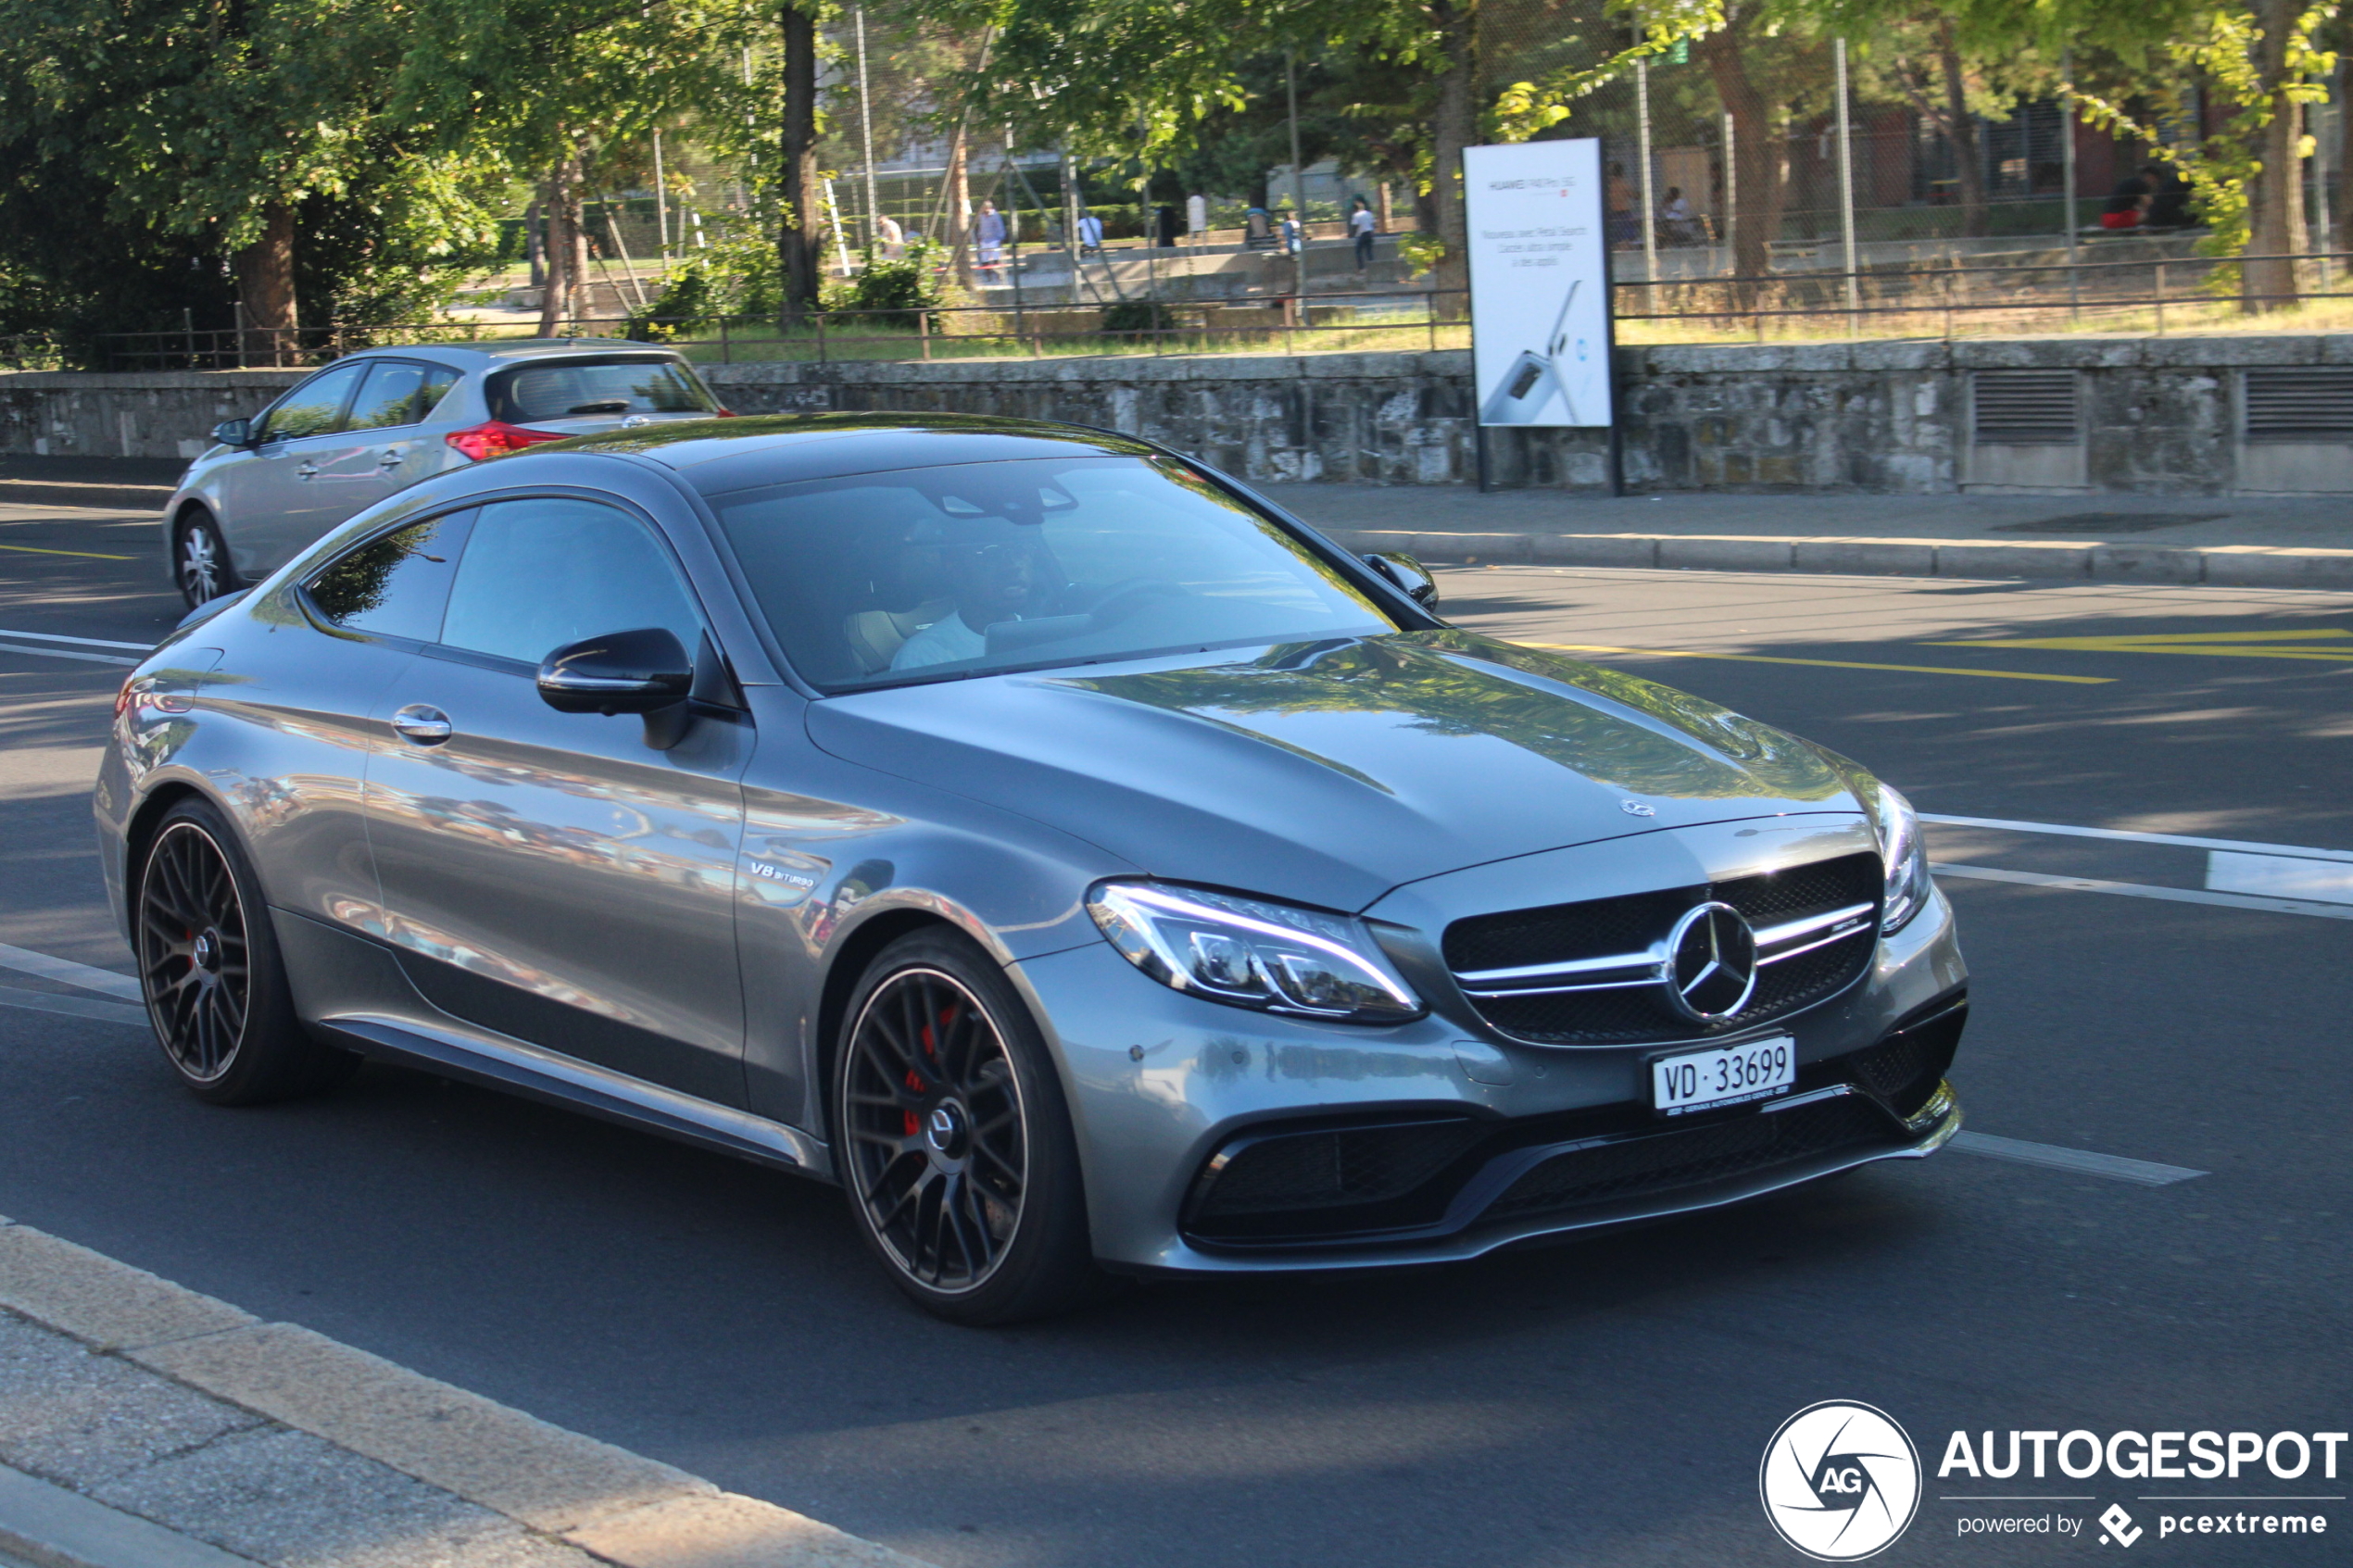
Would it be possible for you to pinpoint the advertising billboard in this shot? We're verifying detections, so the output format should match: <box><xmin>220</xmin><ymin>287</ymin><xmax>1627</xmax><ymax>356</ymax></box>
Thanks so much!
<box><xmin>1463</xmin><ymin>137</ymin><xmax>1614</xmax><ymax>428</ymax></box>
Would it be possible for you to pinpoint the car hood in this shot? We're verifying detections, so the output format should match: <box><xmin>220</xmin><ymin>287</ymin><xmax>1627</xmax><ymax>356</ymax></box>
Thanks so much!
<box><xmin>804</xmin><ymin>630</ymin><xmax>1859</xmax><ymax>912</ymax></box>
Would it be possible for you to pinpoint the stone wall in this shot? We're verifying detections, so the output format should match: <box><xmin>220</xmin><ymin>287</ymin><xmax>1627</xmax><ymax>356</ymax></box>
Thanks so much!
<box><xmin>7</xmin><ymin>334</ymin><xmax>2352</xmax><ymax>494</ymax></box>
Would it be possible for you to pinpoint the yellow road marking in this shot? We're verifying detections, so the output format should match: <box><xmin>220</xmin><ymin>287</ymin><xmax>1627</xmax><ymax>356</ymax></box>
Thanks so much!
<box><xmin>1527</xmin><ymin>642</ymin><xmax>2115</xmax><ymax>684</ymax></box>
<box><xmin>1926</xmin><ymin>631</ymin><xmax>2353</xmax><ymax>662</ymax></box>
<box><xmin>0</xmin><ymin>542</ymin><xmax>135</xmax><ymax>561</ymax></box>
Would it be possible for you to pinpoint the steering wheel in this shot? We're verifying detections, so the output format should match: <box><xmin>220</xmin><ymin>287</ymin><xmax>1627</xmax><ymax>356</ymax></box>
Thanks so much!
<box><xmin>1081</xmin><ymin>577</ymin><xmax>1188</xmax><ymax>628</ymax></box>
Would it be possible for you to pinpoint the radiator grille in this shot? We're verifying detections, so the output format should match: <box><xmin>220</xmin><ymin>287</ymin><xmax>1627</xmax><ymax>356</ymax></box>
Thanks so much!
<box><xmin>1442</xmin><ymin>853</ymin><xmax>1881</xmax><ymax>1047</ymax></box>
<box><xmin>1973</xmin><ymin>370</ymin><xmax>2080</xmax><ymax>445</ymax></box>
<box><xmin>2244</xmin><ymin>368</ymin><xmax>2353</xmax><ymax>443</ymax></box>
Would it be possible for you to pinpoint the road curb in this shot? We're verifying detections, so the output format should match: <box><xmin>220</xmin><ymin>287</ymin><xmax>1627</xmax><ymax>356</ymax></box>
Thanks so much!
<box><xmin>1328</xmin><ymin>527</ymin><xmax>2353</xmax><ymax>589</ymax></box>
<box><xmin>0</xmin><ymin>1218</ymin><xmax>933</xmax><ymax>1568</ymax></box>
<box><xmin>0</xmin><ymin>483</ymin><xmax>170</xmax><ymax>512</ymax></box>
<box><xmin>0</xmin><ymin>1462</ymin><xmax>258</xmax><ymax>1568</ymax></box>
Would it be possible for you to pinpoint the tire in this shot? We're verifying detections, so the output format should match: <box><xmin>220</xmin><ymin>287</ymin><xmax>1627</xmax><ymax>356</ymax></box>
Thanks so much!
<box><xmin>833</xmin><ymin>930</ymin><xmax>1114</xmax><ymax>1324</ymax></box>
<box><xmin>175</xmin><ymin>511</ymin><xmax>238</xmax><ymax>610</ymax></box>
<box><xmin>133</xmin><ymin>797</ymin><xmax>357</xmax><ymax>1105</ymax></box>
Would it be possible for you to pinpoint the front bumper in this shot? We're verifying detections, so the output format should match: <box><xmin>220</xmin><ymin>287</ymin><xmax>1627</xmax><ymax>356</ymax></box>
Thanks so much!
<box><xmin>1013</xmin><ymin>872</ymin><xmax>1967</xmax><ymax>1276</ymax></box>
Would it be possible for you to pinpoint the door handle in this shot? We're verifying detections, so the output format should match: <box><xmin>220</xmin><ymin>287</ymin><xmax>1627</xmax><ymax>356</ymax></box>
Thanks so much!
<box><xmin>376</xmin><ymin>446</ymin><xmax>406</xmax><ymax>468</ymax></box>
<box><xmin>389</xmin><ymin>704</ymin><xmax>452</xmax><ymax>746</ymax></box>
<box><xmin>295</xmin><ymin>462</ymin><xmax>320</xmax><ymax>481</ymax></box>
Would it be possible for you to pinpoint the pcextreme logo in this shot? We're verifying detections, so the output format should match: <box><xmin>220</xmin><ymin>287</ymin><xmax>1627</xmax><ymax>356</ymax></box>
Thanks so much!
<box><xmin>1760</xmin><ymin>1401</ymin><xmax>1924</xmax><ymax>1561</ymax></box>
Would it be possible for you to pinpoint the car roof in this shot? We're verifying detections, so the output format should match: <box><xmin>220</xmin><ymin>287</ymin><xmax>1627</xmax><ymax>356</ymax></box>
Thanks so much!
<box><xmin>324</xmin><ymin>340</ymin><xmax>690</xmax><ymax>371</ymax></box>
<box><xmin>530</xmin><ymin>413</ymin><xmax>1161</xmax><ymax>493</ymax></box>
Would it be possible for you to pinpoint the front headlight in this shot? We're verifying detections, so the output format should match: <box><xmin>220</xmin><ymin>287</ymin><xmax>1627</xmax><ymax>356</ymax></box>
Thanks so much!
<box><xmin>1086</xmin><ymin>881</ymin><xmax>1424</xmax><ymax>1022</ymax></box>
<box><xmin>1870</xmin><ymin>783</ymin><xmax>1931</xmax><ymax>934</ymax></box>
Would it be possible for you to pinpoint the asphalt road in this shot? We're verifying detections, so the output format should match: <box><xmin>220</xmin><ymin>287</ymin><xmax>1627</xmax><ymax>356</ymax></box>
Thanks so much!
<box><xmin>1</xmin><ymin>506</ymin><xmax>2346</xmax><ymax>1568</ymax></box>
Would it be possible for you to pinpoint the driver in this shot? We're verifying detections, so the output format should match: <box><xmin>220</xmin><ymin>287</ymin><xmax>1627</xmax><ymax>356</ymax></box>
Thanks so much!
<box><xmin>891</xmin><ymin>533</ymin><xmax>1054</xmax><ymax>670</ymax></box>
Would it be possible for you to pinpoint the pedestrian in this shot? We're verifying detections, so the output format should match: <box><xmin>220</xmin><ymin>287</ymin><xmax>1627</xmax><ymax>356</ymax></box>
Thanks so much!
<box><xmin>975</xmin><ymin>200</ymin><xmax>1006</xmax><ymax>276</ymax></box>
<box><xmin>2143</xmin><ymin>164</ymin><xmax>2193</xmax><ymax>230</ymax></box>
<box><xmin>1349</xmin><ymin>196</ymin><xmax>1377</xmax><ymax>270</ymax></box>
<box><xmin>1076</xmin><ymin>208</ymin><xmax>1104</xmax><ymax>256</ymax></box>
<box><xmin>874</xmin><ymin>212</ymin><xmax>903</xmax><ymax>259</ymax></box>
<box><xmin>2099</xmin><ymin>169</ymin><xmax>2152</xmax><ymax>231</ymax></box>
<box><xmin>1658</xmin><ymin>186</ymin><xmax>1698</xmax><ymax>246</ymax></box>
<box><xmin>1607</xmin><ymin>161</ymin><xmax>1638</xmax><ymax>246</ymax></box>
<box><xmin>1277</xmin><ymin>207</ymin><xmax>1302</xmax><ymax>256</ymax></box>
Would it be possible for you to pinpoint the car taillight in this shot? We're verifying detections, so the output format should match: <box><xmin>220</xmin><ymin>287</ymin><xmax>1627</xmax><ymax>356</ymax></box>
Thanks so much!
<box><xmin>712</xmin><ymin>408</ymin><xmax>737</xmax><ymax>418</ymax></box>
<box><xmin>444</xmin><ymin>420</ymin><xmax>566</xmax><ymax>461</ymax></box>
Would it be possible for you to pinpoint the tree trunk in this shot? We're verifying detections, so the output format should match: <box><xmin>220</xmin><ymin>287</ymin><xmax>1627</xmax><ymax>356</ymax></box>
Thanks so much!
<box><xmin>945</xmin><ymin>120</ymin><xmax>974</xmax><ymax>287</ymax></box>
<box><xmin>1428</xmin><ymin>0</ymin><xmax>1476</xmax><ymax>309</ymax></box>
<box><xmin>780</xmin><ymin>4</ymin><xmax>824</xmax><ymax>324</ymax></box>
<box><xmin>1937</xmin><ymin>19</ymin><xmax>1987</xmax><ymax>239</ymax></box>
<box><xmin>1700</xmin><ymin>10</ymin><xmax>1785</xmax><ymax>299</ymax></box>
<box><xmin>1377</xmin><ymin>181</ymin><xmax>1393</xmax><ymax>231</ymax></box>
<box><xmin>534</xmin><ymin>162</ymin><xmax>578</xmax><ymax>338</ymax></box>
<box><xmin>233</xmin><ymin>200</ymin><xmax>297</xmax><ymax>367</ymax></box>
<box><xmin>2245</xmin><ymin>0</ymin><xmax>2305</xmax><ymax>311</ymax></box>
<box><xmin>525</xmin><ymin>202</ymin><xmax>546</xmax><ymax>288</ymax></box>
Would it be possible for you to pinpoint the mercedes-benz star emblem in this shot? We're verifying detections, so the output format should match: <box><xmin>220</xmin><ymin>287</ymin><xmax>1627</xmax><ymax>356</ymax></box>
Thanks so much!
<box><xmin>1662</xmin><ymin>900</ymin><xmax>1758</xmax><ymax>1022</ymax></box>
<box><xmin>1619</xmin><ymin>799</ymin><xmax>1656</xmax><ymax>817</ymax></box>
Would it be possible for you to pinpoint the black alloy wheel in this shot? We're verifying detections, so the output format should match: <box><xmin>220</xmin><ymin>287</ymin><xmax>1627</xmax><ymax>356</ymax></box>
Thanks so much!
<box><xmin>139</xmin><ymin>818</ymin><xmax>250</xmax><ymax>1083</ymax></box>
<box><xmin>835</xmin><ymin>932</ymin><xmax>1112</xmax><ymax>1323</ymax></box>
<box><xmin>176</xmin><ymin>513</ymin><xmax>235</xmax><ymax>609</ymax></box>
<box><xmin>134</xmin><ymin>798</ymin><xmax>356</xmax><ymax>1104</ymax></box>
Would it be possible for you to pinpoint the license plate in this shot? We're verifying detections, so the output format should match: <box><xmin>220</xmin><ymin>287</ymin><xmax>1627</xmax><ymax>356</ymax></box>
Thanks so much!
<box><xmin>1651</xmin><ymin>1036</ymin><xmax>1796</xmax><ymax>1117</ymax></box>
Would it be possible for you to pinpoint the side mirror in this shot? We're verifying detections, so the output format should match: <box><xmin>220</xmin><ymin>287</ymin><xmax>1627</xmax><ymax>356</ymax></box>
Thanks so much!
<box><xmin>537</xmin><ymin>627</ymin><xmax>695</xmax><ymax>748</ymax></box>
<box><xmin>1364</xmin><ymin>551</ymin><xmax>1440</xmax><ymax>611</ymax></box>
<box><xmin>212</xmin><ymin>419</ymin><xmax>254</xmax><ymax>449</ymax></box>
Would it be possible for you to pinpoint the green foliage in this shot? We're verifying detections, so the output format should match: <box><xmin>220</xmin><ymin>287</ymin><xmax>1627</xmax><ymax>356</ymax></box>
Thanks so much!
<box><xmin>632</xmin><ymin>232</ymin><xmax>785</xmax><ymax>333</ymax></box>
<box><xmin>826</xmin><ymin>240</ymin><xmax>955</xmax><ymax>328</ymax></box>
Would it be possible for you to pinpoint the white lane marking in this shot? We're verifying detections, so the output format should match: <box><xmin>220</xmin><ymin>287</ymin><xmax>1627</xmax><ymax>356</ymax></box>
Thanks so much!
<box><xmin>0</xmin><ymin>984</ymin><xmax>148</xmax><ymax>1028</ymax></box>
<box><xmin>0</xmin><ymin>643</ymin><xmax>140</xmax><ymax>668</ymax></box>
<box><xmin>1932</xmin><ymin>862</ymin><xmax>2353</xmax><ymax>921</ymax></box>
<box><xmin>1950</xmin><ymin>1131</ymin><xmax>2207</xmax><ymax>1185</ymax></box>
<box><xmin>0</xmin><ymin>628</ymin><xmax>154</xmax><ymax>651</ymax></box>
<box><xmin>0</xmin><ymin>943</ymin><xmax>142</xmax><ymax>1001</ymax></box>
<box><xmin>1923</xmin><ymin>812</ymin><xmax>2353</xmax><ymax>866</ymax></box>
<box><xmin>2206</xmin><ymin>849</ymin><xmax>2353</xmax><ymax>906</ymax></box>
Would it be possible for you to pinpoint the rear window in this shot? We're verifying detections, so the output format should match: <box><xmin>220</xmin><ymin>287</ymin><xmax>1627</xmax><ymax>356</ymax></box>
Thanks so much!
<box><xmin>486</xmin><ymin>357</ymin><xmax>717</xmax><ymax>423</ymax></box>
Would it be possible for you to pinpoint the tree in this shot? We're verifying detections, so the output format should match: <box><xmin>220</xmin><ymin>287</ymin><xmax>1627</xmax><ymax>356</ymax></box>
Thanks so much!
<box><xmin>392</xmin><ymin>0</ymin><xmax>756</xmax><ymax>332</ymax></box>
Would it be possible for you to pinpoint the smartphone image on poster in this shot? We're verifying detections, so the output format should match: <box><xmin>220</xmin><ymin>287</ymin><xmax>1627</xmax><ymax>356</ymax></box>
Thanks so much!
<box><xmin>1479</xmin><ymin>280</ymin><xmax>1580</xmax><ymax>425</ymax></box>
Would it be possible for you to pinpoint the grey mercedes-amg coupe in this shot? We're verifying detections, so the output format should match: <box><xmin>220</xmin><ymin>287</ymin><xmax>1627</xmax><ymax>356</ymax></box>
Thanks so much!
<box><xmin>96</xmin><ymin>413</ymin><xmax>1967</xmax><ymax>1323</ymax></box>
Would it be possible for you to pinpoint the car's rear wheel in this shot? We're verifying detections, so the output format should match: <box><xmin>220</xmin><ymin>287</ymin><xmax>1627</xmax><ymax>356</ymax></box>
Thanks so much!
<box><xmin>134</xmin><ymin>798</ymin><xmax>355</xmax><ymax>1104</ymax></box>
<box><xmin>835</xmin><ymin>931</ymin><xmax>1112</xmax><ymax>1324</ymax></box>
<box><xmin>175</xmin><ymin>512</ymin><xmax>236</xmax><ymax>609</ymax></box>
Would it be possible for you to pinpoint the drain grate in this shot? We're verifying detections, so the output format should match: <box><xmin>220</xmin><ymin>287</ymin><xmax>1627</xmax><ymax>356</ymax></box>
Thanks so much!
<box><xmin>1990</xmin><ymin>512</ymin><xmax>2229</xmax><ymax>534</ymax></box>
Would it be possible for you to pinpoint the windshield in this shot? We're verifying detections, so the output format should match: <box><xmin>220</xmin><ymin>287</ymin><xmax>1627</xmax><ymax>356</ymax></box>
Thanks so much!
<box><xmin>709</xmin><ymin>456</ymin><xmax>1401</xmax><ymax>690</ymax></box>
<box><xmin>486</xmin><ymin>357</ymin><xmax>717</xmax><ymax>422</ymax></box>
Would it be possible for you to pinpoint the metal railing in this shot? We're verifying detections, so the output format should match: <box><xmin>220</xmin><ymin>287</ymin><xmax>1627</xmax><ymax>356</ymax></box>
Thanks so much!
<box><xmin>86</xmin><ymin>248</ymin><xmax>2353</xmax><ymax>371</ymax></box>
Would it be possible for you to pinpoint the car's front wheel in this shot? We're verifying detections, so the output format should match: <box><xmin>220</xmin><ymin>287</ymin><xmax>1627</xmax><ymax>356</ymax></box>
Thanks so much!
<box><xmin>134</xmin><ymin>797</ymin><xmax>356</xmax><ymax>1104</ymax></box>
<box><xmin>834</xmin><ymin>930</ymin><xmax>1112</xmax><ymax>1324</ymax></box>
<box><xmin>175</xmin><ymin>511</ymin><xmax>237</xmax><ymax>609</ymax></box>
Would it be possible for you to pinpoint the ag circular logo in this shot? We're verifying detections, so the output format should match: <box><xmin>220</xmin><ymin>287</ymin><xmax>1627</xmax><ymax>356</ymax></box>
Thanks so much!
<box><xmin>1758</xmin><ymin>1400</ymin><xmax>1921</xmax><ymax>1561</ymax></box>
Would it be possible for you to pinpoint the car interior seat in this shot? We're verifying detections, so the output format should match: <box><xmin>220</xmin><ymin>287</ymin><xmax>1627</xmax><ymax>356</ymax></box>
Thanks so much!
<box><xmin>844</xmin><ymin>599</ymin><xmax>954</xmax><ymax>674</ymax></box>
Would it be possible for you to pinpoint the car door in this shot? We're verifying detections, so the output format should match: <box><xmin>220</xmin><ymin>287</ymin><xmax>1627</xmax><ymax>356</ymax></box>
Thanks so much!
<box><xmin>361</xmin><ymin>493</ymin><xmax>753</xmax><ymax>1105</ymax></box>
<box><xmin>215</xmin><ymin>360</ymin><xmax>371</xmax><ymax>574</ymax></box>
<box><xmin>330</xmin><ymin>359</ymin><xmax>461</xmax><ymax>509</ymax></box>
<box><xmin>208</xmin><ymin>508</ymin><xmax>472</xmax><ymax>949</ymax></box>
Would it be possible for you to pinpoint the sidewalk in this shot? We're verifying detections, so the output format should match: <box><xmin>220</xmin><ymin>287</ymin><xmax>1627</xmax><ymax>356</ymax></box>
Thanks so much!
<box><xmin>1267</xmin><ymin>485</ymin><xmax>2353</xmax><ymax>589</ymax></box>
<box><xmin>0</xmin><ymin>1218</ymin><xmax>926</xmax><ymax>1568</ymax></box>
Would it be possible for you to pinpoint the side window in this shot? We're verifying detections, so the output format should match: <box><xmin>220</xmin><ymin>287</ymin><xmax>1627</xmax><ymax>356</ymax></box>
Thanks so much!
<box><xmin>257</xmin><ymin>362</ymin><xmax>366</xmax><ymax>444</ymax></box>
<box><xmin>305</xmin><ymin>510</ymin><xmax>475</xmax><ymax>643</ymax></box>
<box><xmin>439</xmin><ymin>496</ymin><xmax>702</xmax><ymax>667</ymax></box>
<box><xmin>346</xmin><ymin>360</ymin><xmax>432</xmax><ymax>431</ymax></box>
<box><xmin>416</xmin><ymin>365</ymin><xmax>459</xmax><ymax>421</ymax></box>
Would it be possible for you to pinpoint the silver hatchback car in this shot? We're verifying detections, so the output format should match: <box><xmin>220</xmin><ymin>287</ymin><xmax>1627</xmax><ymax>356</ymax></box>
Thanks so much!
<box><xmin>161</xmin><ymin>340</ymin><xmax>730</xmax><ymax>608</ymax></box>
